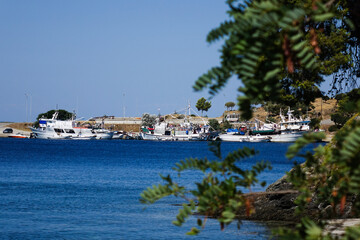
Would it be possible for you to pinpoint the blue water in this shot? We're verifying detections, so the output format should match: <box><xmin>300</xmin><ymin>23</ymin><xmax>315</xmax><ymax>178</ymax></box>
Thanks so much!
<box><xmin>0</xmin><ymin>138</ymin><xmax>318</xmax><ymax>239</ymax></box>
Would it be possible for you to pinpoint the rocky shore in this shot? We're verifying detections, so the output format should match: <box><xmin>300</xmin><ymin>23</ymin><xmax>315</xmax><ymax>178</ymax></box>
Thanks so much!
<box><xmin>238</xmin><ymin>170</ymin><xmax>356</xmax><ymax>220</ymax></box>
<box><xmin>236</xmin><ymin>172</ymin><xmax>360</xmax><ymax>237</ymax></box>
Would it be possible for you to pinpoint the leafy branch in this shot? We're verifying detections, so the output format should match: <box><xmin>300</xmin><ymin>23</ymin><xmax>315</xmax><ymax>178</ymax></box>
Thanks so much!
<box><xmin>194</xmin><ymin>0</ymin><xmax>335</xmax><ymax>119</ymax></box>
<box><xmin>274</xmin><ymin>112</ymin><xmax>360</xmax><ymax>239</ymax></box>
<box><xmin>140</xmin><ymin>141</ymin><xmax>271</xmax><ymax>235</ymax></box>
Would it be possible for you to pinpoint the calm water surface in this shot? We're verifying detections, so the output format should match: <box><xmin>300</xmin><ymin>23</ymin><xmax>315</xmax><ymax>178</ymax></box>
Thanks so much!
<box><xmin>0</xmin><ymin>138</ymin><xmax>317</xmax><ymax>239</ymax></box>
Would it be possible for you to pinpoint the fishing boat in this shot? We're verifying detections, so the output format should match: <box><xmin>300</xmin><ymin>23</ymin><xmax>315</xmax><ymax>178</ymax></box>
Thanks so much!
<box><xmin>92</xmin><ymin>128</ymin><xmax>114</xmax><ymax>140</ymax></box>
<box><xmin>218</xmin><ymin>133</ymin><xmax>270</xmax><ymax>142</ymax></box>
<box><xmin>218</xmin><ymin>123</ymin><xmax>273</xmax><ymax>142</ymax></box>
<box><xmin>277</xmin><ymin>108</ymin><xmax>310</xmax><ymax>131</ymax></box>
<box><xmin>268</xmin><ymin>108</ymin><xmax>310</xmax><ymax>142</ymax></box>
<box><xmin>268</xmin><ymin>131</ymin><xmax>305</xmax><ymax>142</ymax></box>
<box><xmin>112</xmin><ymin>131</ymin><xmax>126</xmax><ymax>139</ymax></box>
<box><xmin>218</xmin><ymin>108</ymin><xmax>311</xmax><ymax>143</ymax></box>
<box><xmin>140</xmin><ymin>103</ymin><xmax>209</xmax><ymax>141</ymax></box>
<box><xmin>30</xmin><ymin>111</ymin><xmax>113</xmax><ymax>140</ymax></box>
<box><xmin>140</xmin><ymin>122</ymin><xmax>207</xmax><ymax>141</ymax></box>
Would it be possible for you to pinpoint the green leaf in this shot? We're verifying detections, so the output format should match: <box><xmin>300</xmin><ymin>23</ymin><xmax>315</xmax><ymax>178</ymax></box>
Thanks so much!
<box><xmin>264</xmin><ymin>68</ymin><xmax>281</xmax><ymax>81</ymax></box>
<box><xmin>222</xmin><ymin>210</ymin><xmax>236</xmax><ymax>220</ymax></box>
<box><xmin>290</xmin><ymin>32</ymin><xmax>303</xmax><ymax>42</ymax></box>
<box><xmin>186</xmin><ymin>227</ymin><xmax>200</xmax><ymax>235</ymax></box>
<box><xmin>296</xmin><ymin>46</ymin><xmax>311</xmax><ymax>59</ymax></box>
<box><xmin>242</xmin><ymin>58</ymin><xmax>258</xmax><ymax>67</ymax></box>
<box><xmin>313</xmin><ymin>13</ymin><xmax>334</xmax><ymax>22</ymax></box>
<box><xmin>172</xmin><ymin>220</ymin><xmax>182</xmax><ymax>227</ymax></box>
<box><xmin>305</xmin><ymin>58</ymin><xmax>317</xmax><ymax>70</ymax></box>
<box><xmin>300</xmin><ymin>52</ymin><xmax>314</xmax><ymax>65</ymax></box>
<box><xmin>292</xmin><ymin>40</ymin><xmax>307</xmax><ymax>52</ymax></box>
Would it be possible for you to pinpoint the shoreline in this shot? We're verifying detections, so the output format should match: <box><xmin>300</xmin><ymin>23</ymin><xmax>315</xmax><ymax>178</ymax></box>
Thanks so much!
<box><xmin>0</xmin><ymin>121</ymin><xmax>335</xmax><ymax>142</ymax></box>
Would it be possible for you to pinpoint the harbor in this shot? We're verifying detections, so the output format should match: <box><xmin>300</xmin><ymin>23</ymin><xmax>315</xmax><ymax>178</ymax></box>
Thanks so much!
<box><xmin>0</xmin><ymin>109</ymin><xmax>334</xmax><ymax>142</ymax></box>
<box><xmin>0</xmin><ymin>97</ymin><xmax>337</xmax><ymax>142</ymax></box>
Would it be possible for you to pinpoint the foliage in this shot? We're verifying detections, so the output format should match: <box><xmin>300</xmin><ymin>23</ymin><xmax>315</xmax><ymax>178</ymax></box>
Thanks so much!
<box><xmin>331</xmin><ymin>112</ymin><xmax>350</xmax><ymax>128</ymax></box>
<box><xmin>263</xmin><ymin>101</ymin><xmax>313</xmax><ymax>118</ymax></box>
<box><xmin>309</xmin><ymin>118</ymin><xmax>321</xmax><ymax>130</ymax></box>
<box><xmin>328</xmin><ymin>0</ymin><xmax>360</xmax><ymax>95</ymax></box>
<box><xmin>140</xmin><ymin>142</ymin><xmax>271</xmax><ymax>235</ymax></box>
<box><xmin>141</xmin><ymin>113</ymin><xmax>157</xmax><ymax>128</ymax></box>
<box><xmin>193</xmin><ymin>0</ymin><xmax>355</xmax><ymax>120</ymax></box>
<box><xmin>267</xmin><ymin>116</ymin><xmax>277</xmax><ymax>123</ymax></box>
<box><xmin>34</xmin><ymin>109</ymin><xmax>73</xmax><ymax>127</ymax></box>
<box><xmin>275</xmin><ymin>111</ymin><xmax>360</xmax><ymax>239</ymax></box>
<box><xmin>330</xmin><ymin>88</ymin><xmax>360</xmax><ymax>128</ymax></box>
<box><xmin>36</xmin><ymin>109</ymin><xmax>73</xmax><ymax>121</ymax></box>
<box><xmin>225</xmin><ymin>102</ymin><xmax>236</xmax><ymax>111</ymax></box>
<box><xmin>328</xmin><ymin>124</ymin><xmax>340</xmax><ymax>132</ymax></box>
<box><xmin>221</xmin><ymin>120</ymin><xmax>233</xmax><ymax>130</ymax></box>
<box><xmin>263</xmin><ymin>102</ymin><xmax>287</xmax><ymax>116</ymax></box>
<box><xmin>196</xmin><ymin>97</ymin><xmax>212</xmax><ymax>116</ymax></box>
<box><xmin>142</xmin><ymin>0</ymin><xmax>360</xmax><ymax>238</ymax></box>
<box><xmin>208</xmin><ymin>119</ymin><xmax>221</xmax><ymax>131</ymax></box>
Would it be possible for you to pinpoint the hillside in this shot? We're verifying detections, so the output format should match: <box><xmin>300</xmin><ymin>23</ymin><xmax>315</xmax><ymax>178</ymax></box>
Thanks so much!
<box><xmin>252</xmin><ymin>98</ymin><xmax>337</xmax><ymax>122</ymax></box>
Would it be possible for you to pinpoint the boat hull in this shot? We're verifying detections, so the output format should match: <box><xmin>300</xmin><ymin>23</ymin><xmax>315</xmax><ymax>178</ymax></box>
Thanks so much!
<box><xmin>8</xmin><ymin>134</ymin><xmax>28</xmax><ymax>139</ymax></box>
<box><xmin>269</xmin><ymin>131</ymin><xmax>305</xmax><ymax>142</ymax></box>
<box><xmin>140</xmin><ymin>132</ymin><xmax>203</xmax><ymax>141</ymax></box>
<box><xmin>218</xmin><ymin>134</ymin><xmax>270</xmax><ymax>142</ymax></box>
<box><xmin>94</xmin><ymin>132</ymin><xmax>114</xmax><ymax>140</ymax></box>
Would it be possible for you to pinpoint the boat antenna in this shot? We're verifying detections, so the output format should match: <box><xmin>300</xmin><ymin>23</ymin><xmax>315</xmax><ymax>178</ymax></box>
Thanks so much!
<box><xmin>73</xmin><ymin>110</ymin><xmax>77</xmax><ymax>121</ymax></box>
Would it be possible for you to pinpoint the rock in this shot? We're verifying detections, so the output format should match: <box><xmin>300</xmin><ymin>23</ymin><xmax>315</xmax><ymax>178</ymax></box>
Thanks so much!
<box><xmin>266</xmin><ymin>174</ymin><xmax>294</xmax><ymax>192</ymax></box>
<box><xmin>323</xmin><ymin>219</ymin><xmax>360</xmax><ymax>238</ymax></box>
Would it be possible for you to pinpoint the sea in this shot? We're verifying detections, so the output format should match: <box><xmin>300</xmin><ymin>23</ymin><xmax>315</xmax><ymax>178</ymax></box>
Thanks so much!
<box><xmin>0</xmin><ymin>138</ymin><xmax>320</xmax><ymax>240</ymax></box>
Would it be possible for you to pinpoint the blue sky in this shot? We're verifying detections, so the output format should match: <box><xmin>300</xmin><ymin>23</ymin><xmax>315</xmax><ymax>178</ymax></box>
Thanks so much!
<box><xmin>0</xmin><ymin>0</ymin><xmax>243</xmax><ymax>122</ymax></box>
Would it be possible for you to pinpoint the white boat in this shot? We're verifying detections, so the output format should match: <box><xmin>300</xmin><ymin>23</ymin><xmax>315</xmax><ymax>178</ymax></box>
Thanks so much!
<box><xmin>268</xmin><ymin>131</ymin><xmax>305</xmax><ymax>142</ymax></box>
<box><xmin>278</xmin><ymin>108</ymin><xmax>310</xmax><ymax>131</ymax></box>
<box><xmin>92</xmin><ymin>129</ymin><xmax>114</xmax><ymax>140</ymax></box>
<box><xmin>218</xmin><ymin>133</ymin><xmax>270</xmax><ymax>142</ymax></box>
<box><xmin>140</xmin><ymin>122</ymin><xmax>206</xmax><ymax>141</ymax></box>
<box><xmin>71</xmin><ymin>134</ymin><xmax>97</xmax><ymax>140</ymax></box>
<box><xmin>219</xmin><ymin>108</ymin><xmax>311</xmax><ymax>143</ymax></box>
<box><xmin>140</xmin><ymin>103</ymin><xmax>209</xmax><ymax>141</ymax></box>
<box><xmin>269</xmin><ymin>108</ymin><xmax>310</xmax><ymax>142</ymax></box>
<box><xmin>112</xmin><ymin>131</ymin><xmax>126</xmax><ymax>139</ymax></box>
<box><xmin>30</xmin><ymin>112</ymin><xmax>113</xmax><ymax>140</ymax></box>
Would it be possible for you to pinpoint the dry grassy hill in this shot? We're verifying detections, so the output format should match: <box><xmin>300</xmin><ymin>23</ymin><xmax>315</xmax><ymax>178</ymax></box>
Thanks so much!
<box><xmin>252</xmin><ymin>98</ymin><xmax>338</xmax><ymax>122</ymax></box>
<box><xmin>5</xmin><ymin>123</ymin><xmax>32</xmax><ymax>132</ymax></box>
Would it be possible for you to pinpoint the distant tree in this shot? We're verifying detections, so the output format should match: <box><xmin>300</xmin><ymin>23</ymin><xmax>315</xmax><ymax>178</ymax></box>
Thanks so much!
<box><xmin>196</xmin><ymin>97</ymin><xmax>212</xmax><ymax>116</ymax></box>
<box><xmin>266</xmin><ymin>116</ymin><xmax>277</xmax><ymax>123</ymax></box>
<box><xmin>309</xmin><ymin>118</ymin><xmax>321</xmax><ymax>130</ymax></box>
<box><xmin>36</xmin><ymin>109</ymin><xmax>73</xmax><ymax>121</ymax></box>
<box><xmin>262</xmin><ymin>102</ymin><xmax>286</xmax><ymax>116</ymax></box>
<box><xmin>141</xmin><ymin>113</ymin><xmax>156</xmax><ymax>128</ymax></box>
<box><xmin>221</xmin><ymin>120</ymin><xmax>232</xmax><ymax>130</ymax></box>
<box><xmin>224</xmin><ymin>102</ymin><xmax>235</xmax><ymax>111</ymax></box>
<box><xmin>208</xmin><ymin>119</ymin><xmax>220</xmax><ymax>131</ymax></box>
<box><xmin>263</xmin><ymin>101</ymin><xmax>313</xmax><ymax>118</ymax></box>
<box><xmin>34</xmin><ymin>109</ymin><xmax>73</xmax><ymax>127</ymax></box>
<box><xmin>330</xmin><ymin>88</ymin><xmax>360</xmax><ymax>129</ymax></box>
<box><xmin>328</xmin><ymin>125</ymin><xmax>340</xmax><ymax>132</ymax></box>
